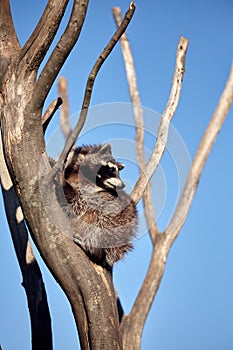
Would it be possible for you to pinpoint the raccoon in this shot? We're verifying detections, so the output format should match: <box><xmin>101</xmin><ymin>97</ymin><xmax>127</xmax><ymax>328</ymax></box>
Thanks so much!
<box><xmin>61</xmin><ymin>144</ymin><xmax>137</xmax><ymax>267</ymax></box>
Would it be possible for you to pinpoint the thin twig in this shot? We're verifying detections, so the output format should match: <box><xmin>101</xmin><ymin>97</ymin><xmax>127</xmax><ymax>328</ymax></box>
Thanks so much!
<box><xmin>131</xmin><ymin>36</ymin><xmax>189</xmax><ymax>205</ymax></box>
<box><xmin>42</xmin><ymin>97</ymin><xmax>63</xmax><ymax>133</ymax></box>
<box><xmin>165</xmin><ymin>62</ymin><xmax>233</xmax><ymax>242</ymax></box>
<box><xmin>50</xmin><ymin>2</ymin><xmax>136</xmax><ymax>179</ymax></box>
<box><xmin>58</xmin><ymin>76</ymin><xmax>72</xmax><ymax>140</ymax></box>
<box><xmin>112</xmin><ymin>6</ymin><xmax>159</xmax><ymax>244</ymax></box>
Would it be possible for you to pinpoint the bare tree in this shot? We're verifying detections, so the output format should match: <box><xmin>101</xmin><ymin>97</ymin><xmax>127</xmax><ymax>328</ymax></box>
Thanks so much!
<box><xmin>0</xmin><ymin>2</ymin><xmax>233</xmax><ymax>350</ymax></box>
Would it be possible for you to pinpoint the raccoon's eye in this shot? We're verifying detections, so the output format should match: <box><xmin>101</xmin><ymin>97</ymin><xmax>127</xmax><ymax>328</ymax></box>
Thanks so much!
<box><xmin>117</xmin><ymin>163</ymin><xmax>125</xmax><ymax>171</ymax></box>
<box><xmin>108</xmin><ymin>166</ymin><xmax>116</xmax><ymax>173</ymax></box>
<box><xmin>107</xmin><ymin>162</ymin><xmax>118</xmax><ymax>173</ymax></box>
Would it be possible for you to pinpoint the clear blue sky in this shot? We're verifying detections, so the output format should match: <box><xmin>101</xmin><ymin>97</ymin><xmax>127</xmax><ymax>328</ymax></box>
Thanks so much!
<box><xmin>1</xmin><ymin>1</ymin><xmax>233</xmax><ymax>349</ymax></box>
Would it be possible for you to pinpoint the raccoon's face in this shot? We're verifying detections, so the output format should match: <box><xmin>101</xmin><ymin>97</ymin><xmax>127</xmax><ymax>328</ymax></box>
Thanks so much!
<box><xmin>64</xmin><ymin>144</ymin><xmax>125</xmax><ymax>192</ymax></box>
<box><xmin>96</xmin><ymin>160</ymin><xmax>125</xmax><ymax>190</ymax></box>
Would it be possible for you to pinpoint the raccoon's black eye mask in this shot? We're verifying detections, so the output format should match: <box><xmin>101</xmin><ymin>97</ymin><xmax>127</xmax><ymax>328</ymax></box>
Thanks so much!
<box><xmin>96</xmin><ymin>162</ymin><xmax>125</xmax><ymax>190</ymax></box>
<box><xmin>96</xmin><ymin>164</ymin><xmax>117</xmax><ymax>181</ymax></box>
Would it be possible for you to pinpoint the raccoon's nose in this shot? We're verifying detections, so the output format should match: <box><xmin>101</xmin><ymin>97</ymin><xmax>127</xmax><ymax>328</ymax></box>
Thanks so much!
<box><xmin>117</xmin><ymin>179</ymin><xmax>125</xmax><ymax>189</ymax></box>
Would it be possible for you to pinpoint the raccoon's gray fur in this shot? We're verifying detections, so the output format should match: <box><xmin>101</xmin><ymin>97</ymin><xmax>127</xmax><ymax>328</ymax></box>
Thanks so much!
<box><xmin>62</xmin><ymin>144</ymin><xmax>137</xmax><ymax>267</ymax></box>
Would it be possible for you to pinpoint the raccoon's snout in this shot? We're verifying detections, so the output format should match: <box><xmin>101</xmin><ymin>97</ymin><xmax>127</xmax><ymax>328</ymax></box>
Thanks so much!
<box><xmin>103</xmin><ymin>176</ymin><xmax>125</xmax><ymax>189</ymax></box>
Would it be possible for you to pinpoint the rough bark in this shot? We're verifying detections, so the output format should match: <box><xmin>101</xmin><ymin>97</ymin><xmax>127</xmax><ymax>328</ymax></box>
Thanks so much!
<box><xmin>0</xmin><ymin>1</ymin><xmax>19</xmax><ymax>86</ymax></box>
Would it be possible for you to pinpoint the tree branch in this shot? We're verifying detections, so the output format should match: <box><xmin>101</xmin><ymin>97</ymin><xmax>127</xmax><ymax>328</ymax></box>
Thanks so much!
<box><xmin>50</xmin><ymin>2</ymin><xmax>136</xmax><ymax>180</ymax></box>
<box><xmin>0</xmin><ymin>0</ymin><xmax>19</xmax><ymax>50</ymax></box>
<box><xmin>112</xmin><ymin>6</ymin><xmax>159</xmax><ymax>245</ymax></box>
<box><xmin>34</xmin><ymin>0</ymin><xmax>89</xmax><ymax>108</ymax></box>
<box><xmin>42</xmin><ymin>97</ymin><xmax>63</xmax><ymax>134</ymax></box>
<box><xmin>19</xmin><ymin>0</ymin><xmax>69</xmax><ymax>72</ymax></box>
<box><xmin>131</xmin><ymin>36</ymin><xmax>189</xmax><ymax>205</ymax></box>
<box><xmin>58</xmin><ymin>76</ymin><xmax>72</xmax><ymax>140</ymax></box>
<box><xmin>165</xmin><ymin>62</ymin><xmax>233</xmax><ymax>242</ymax></box>
<box><xmin>0</xmin><ymin>0</ymin><xmax>20</xmax><ymax>85</ymax></box>
<box><xmin>0</xmin><ymin>133</ymin><xmax>52</xmax><ymax>350</ymax></box>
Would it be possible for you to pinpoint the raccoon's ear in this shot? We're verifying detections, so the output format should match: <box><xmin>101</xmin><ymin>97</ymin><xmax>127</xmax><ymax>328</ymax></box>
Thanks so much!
<box><xmin>117</xmin><ymin>162</ymin><xmax>125</xmax><ymax>171</ymax></box>
<box><xmin>98</xmin><ymin>144</ymin><xmax>112</xmax><ymax>155</ymax></box>
<box><xmin>65</xmin><ymin>150</ymin><xmax>84</xmax><ymax>168</ymax></box>
<box><xmin>63</xmin><ymin>150</ymin><xmax>84</xmax><ymax>181</ymax></box>
<box><xmin>66</xmin><ymin>150</ymin><xmax>75</xmax><ymax>166</ymax></box>
<box><xmin>76</xmin><ymin>153</ymin><xmax>85</xmax><ymax>162</ymax></box>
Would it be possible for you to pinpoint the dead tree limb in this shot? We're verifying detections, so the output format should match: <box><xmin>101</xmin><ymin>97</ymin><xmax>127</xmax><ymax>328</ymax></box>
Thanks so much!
<box><xmin>131</xmin><ymin>36</ymin><xmax>189</xmax><ymax>205</ymax></box>
<box><xmin>165</xmin><ymin>63</ymin><xmax>233</xmax><ymax>241</ymax></box>
<box><xmin>19</xmin><ymin>0</ymin><xmax>69</xmax><ymax>70</ymax></box>
<box><xmin>58</xmin><ymin>77</ymin><xmax>72</xmax><ymax>139</ymax></box>
<box><xmin>42</xmin><ymin>97</ymin><xmax>63</xmax><ymax>134</ymax></box>
<box><xmin>0</xmin><ymin>0</ymin><xmax>20</xmax><ymax>85</ymax></box>
<box><xmin>34</xmin><ymin>0</ymin><xmax>89</xmax><ymax>108</ymax></box>
<box><xmin>112</xmin><ymin>6</ymin><xmax>159</xmax><ymax>245</ymax></box>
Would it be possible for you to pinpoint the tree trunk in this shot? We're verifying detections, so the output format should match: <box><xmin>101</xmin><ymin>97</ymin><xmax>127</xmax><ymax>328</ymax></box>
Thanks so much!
<box><xmin>0</xmin><ymin>56</ymin><xmax>122</xmax><ymax>350</ymax></box>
